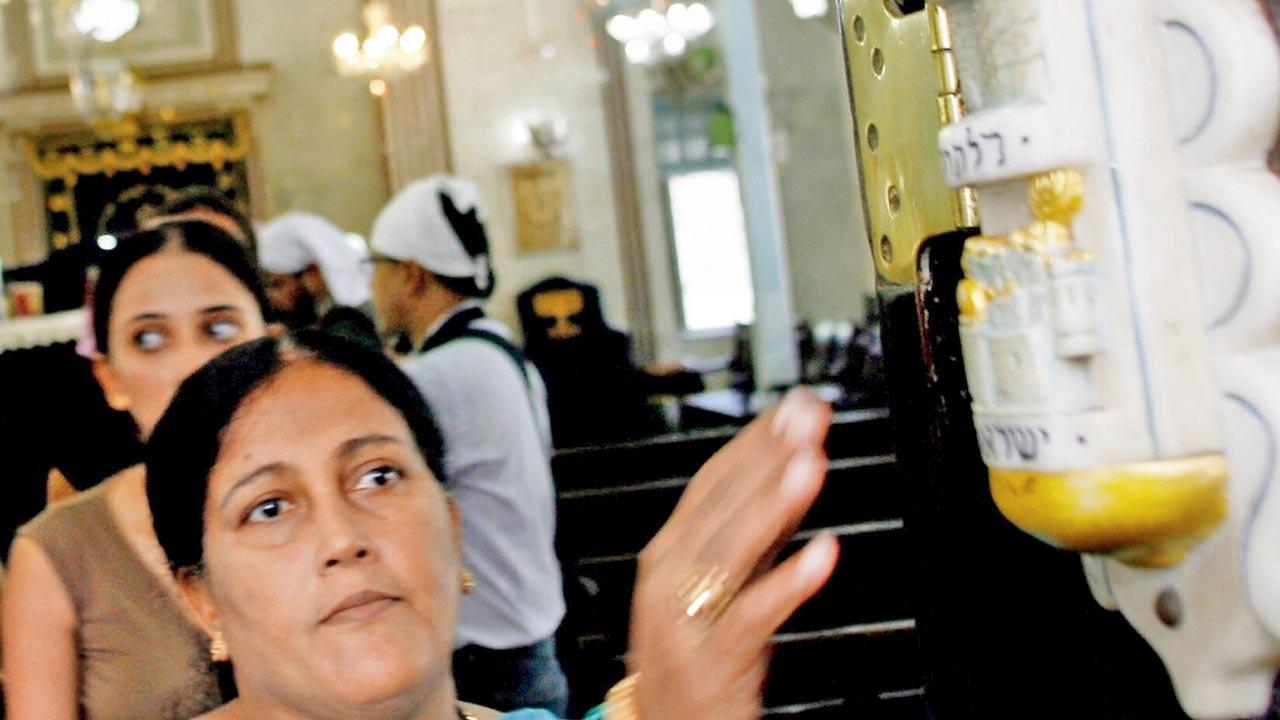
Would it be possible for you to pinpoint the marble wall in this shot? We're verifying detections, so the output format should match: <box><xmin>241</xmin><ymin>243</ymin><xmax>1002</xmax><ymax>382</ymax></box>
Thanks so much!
<box><xmin>434</xmin><ymin>0</ymin><xmax>631</xmax><ymax>333</ymax></box>
<box><xmin>234</xmin><ymin>1</ymin><xmax>388</xmax><ymax>237</ymax></box>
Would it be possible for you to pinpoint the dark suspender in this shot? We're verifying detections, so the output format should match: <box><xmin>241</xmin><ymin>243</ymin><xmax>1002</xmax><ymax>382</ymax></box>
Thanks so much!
<box><xmin>419</xmin><ymin>306</ymin><xmax>532</xmax><ymax>390</ymax></box>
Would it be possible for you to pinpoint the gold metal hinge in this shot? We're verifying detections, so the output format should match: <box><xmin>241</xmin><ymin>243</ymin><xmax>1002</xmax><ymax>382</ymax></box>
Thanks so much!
<box><xmin>840</xmin><ymin>0</ymin><xmax>979</xmax><ymax>288</ymax></box>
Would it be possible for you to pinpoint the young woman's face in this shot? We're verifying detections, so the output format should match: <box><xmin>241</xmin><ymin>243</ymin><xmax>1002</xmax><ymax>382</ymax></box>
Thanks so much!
<box><xmin>193</xmin><ymin>362</ymin><xmax>459</xmax><ymax>716</ymax></box>
<box><xmin>101</xmin><ymin>248</ymin><xmax>267</xmax><ymax>437</ymax></box>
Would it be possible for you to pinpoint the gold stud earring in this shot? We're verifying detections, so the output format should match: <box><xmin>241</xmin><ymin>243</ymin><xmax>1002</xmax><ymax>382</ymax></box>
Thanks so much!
<box><xmin>210</xmin><ymin>630</ymin><xmax>229</xmax><ymax>663</ymax></box>
<box><xmin>460</xmin><ymin>568</ymin><xmax>476</xmax><ymax>595</ymax></box>
<box><xmin>106</xmin><ymin>391</ymin><xmax>131</xmax><ymax>412</ymax></box>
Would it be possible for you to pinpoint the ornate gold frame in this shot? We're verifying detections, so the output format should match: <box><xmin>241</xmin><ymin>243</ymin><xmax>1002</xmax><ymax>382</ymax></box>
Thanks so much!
<box><xmin>15</xmin><ymin>108</ymin><xmax>254</xmax><ymax>249</ymax></box>
<box><xmin>16</xmin><ymin>111</ymin><xmax>252</xmax><ymax>186</ymax></box>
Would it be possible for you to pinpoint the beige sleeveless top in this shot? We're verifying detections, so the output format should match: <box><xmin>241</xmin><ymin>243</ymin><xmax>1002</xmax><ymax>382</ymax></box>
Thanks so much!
<box><xmin>18</xmin><ymin>484</ymin><xmax>222</xmax><ymax>720</ymax></box>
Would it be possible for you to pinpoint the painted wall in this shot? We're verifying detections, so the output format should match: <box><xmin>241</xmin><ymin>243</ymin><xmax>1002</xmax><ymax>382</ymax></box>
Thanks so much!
<box><xmin>434</xmin><ymin>0</ymin><xmax>630</xmax><ymax>334</ymax></box>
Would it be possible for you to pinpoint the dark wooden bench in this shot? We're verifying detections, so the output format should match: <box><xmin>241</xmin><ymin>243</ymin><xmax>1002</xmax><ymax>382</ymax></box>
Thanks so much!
<box><xmin>553</xmin><ymin>408</ymin><xmax>926</xmax><ymax>718</ymax></box>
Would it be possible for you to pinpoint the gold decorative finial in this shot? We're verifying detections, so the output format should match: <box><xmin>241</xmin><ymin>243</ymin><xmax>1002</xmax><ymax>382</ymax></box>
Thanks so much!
<box><xmin>1015</xmin><ymin>169</ymin><xmax>1086</xmax><ymax>252</ymax></box>
<box><xmin>1029</xmin><ymin>168</ymin><xmax>1085</xmax><ymax>225</ymax></box>
<box><xmin>957</xmin><ymin>278</ymin><xmax>992</xmax><ymax>322</ymax></box>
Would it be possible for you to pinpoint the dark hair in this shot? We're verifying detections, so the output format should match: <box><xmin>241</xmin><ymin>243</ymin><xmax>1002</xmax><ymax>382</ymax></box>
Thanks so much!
<box><xmin>146</xmin><ymin>331</ymin><xmax>448</xmax><ymax>574</ymax></box>
<box><xmin>163</xmin><ymin>187</ymin><xmax>257</xmax><ymax>247</ymax></box>
<box><xmin>92</xmin><ymin>220</ymin><xmax>270</xmax><ymax>353</ymax></box>
<box><xmin>317</xmin><ymin>305</ymin><xmax>383</xmax><ymax>352</ymax></box>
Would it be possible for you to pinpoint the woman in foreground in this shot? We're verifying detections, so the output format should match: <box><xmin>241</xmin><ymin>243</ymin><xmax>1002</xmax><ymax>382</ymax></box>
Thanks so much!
<box><xmin>146</xmin><ymin>330</ymin><xmax>838</xmax><ymax>719</ymax></box>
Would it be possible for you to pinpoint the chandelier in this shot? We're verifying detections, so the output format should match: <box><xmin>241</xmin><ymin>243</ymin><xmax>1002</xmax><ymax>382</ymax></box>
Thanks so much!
<box><xmin>40</xmin><ymin>0</ymin><xmax>155</xmax><ymax>127</ymax></box>
<box><xmin>69</xmin><ymin>58</ymin><xmax>143</xmax><ymax>125</ymax></box>
<box><xmin>332</xmin><ymin>0</ymin><xmax>429</xmax><ymax>97</ymax></box>
<box><xmin>604</xmin><ymin>2</ymin><xmax>714</xmax><ymax>65</ymax></box>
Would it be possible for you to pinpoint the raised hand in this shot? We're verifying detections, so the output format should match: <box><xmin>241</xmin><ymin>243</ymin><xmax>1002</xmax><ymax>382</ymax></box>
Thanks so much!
<box><xmin>624</xmin><ymin>389</ymin><xmax>839</xmax><ymax>720</ymax></box>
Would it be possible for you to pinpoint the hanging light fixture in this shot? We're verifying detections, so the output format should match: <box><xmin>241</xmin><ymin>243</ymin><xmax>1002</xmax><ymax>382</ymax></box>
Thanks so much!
<box><xmin>605</xmin><ymin>2</ymin><xmax>714</xmax><ymax>65</ymax></box>
<box><xmin>789</xmin><ymin>0</ymin><xmax>829</xmax><ymax>19</ymax></box>
<box><xmin>332</xmin><ymin>0</ymin><xmax>429</xmax><ymax>96</ymax></box>
<box><xmin>68</xmin><ymin>58</ymin><xmax>143</xmax><ymax>122</ymax></box>
<box><xmin>70</xmin><ymin>0</ymin><xmax>141</xmax><ymax>41</ymax></box>
<box><xmin>46</xmin><ymin>0</ymin><xmax>154</xmax><ymax>43</ymax></box>
<box><xmin>42</xmin><ymin>0</ymin><xmax>157</xmax><ymax>127</ymax></box>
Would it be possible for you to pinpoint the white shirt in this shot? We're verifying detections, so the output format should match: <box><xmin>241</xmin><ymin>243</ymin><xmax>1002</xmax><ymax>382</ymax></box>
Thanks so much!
<box><xmin>400</xmin><ymin>303</ymin><xmax>566</xmax><ymax>650</ymax></box>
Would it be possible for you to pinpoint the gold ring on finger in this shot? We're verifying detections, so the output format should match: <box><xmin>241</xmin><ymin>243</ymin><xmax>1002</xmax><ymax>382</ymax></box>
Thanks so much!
<box><xmin>676</xmin><ymin>564</ymin><xmax>733</xmax><ymax>622</ymax></box>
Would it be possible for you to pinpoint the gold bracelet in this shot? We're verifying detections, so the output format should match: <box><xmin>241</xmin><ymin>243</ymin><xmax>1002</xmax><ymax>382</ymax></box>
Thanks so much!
<box><xmin>603</xmin><ymin>673</ymin><xmax>641</xmax><ymax>720</ymax></box>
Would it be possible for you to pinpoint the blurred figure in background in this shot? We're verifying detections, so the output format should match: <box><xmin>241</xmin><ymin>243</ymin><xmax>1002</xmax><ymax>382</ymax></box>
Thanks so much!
<box><xmin>258</xmin><ymin>212</ymin><xmax>379</xmax><ymax>349</ymax></box>
<box><xmin>370</xmin><ymin>175</ymin><xmax>568</xmax><ymax>715</ymax></box>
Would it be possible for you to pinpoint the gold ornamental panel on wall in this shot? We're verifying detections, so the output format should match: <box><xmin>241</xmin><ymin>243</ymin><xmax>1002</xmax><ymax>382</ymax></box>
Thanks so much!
<box><xmin>509</xmin><ymin>158</ymin><xmax>579</xmax><ymax>254</ymax></box>
<box><xmin>17</xmin><ymin>111</ymin><xmax>252</xmax><ymax>186</ymax></box>
<box><xmin>15</xmin><ymin>109</ymin><xmax>253</xmax><ymax>250</ymax></box>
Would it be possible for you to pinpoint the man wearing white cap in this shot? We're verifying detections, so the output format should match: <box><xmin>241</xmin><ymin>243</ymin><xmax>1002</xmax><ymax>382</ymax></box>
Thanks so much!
<box><xmin>369</xmin><ymin>175</ymin><xmax>568</xmax><ymax>715</ymax></box>
<box><xmin>258</xmin><ymin>212</ymin><xmax>376</xmax><ymax>337</ymax></box>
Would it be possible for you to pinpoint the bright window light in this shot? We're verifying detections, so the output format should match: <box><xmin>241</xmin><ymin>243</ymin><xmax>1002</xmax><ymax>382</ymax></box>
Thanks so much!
<box><xmin>667</xmin><ymin>169</ymin><xmax>755</xmax><ymax>332</ymax></box>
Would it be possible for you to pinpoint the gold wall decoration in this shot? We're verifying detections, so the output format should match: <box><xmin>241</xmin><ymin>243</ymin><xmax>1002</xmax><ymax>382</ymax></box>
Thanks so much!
<box><xmin>510</xmin><ymin>158</ymin><xmax>578</xmax><ymax>254</ymax></box>
<box><xmin>19</xmin><ymin>110</ymin><xmax>253</xmax><ymax>251</ymax></box>
<box><xmin>17</xmin><ymin>112</ymin><xmax>252</xmax><ymax>186</ymax></box>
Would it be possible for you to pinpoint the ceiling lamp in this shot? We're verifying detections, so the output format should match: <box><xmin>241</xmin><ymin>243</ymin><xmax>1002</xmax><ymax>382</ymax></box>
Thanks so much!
<box><xmin>332</xmin><ymin>0</ymin><xmax>429</xmax><ymax>96</ymax></box>
<box><xmin>43</xmin><ymin>0</ymin><xmax>155</xmax><ymax>126</ymax></box>
<box><xmin>790</xmin><ymin>0</ymin><xmax>829</xmax><ymax>19</ymax></box>
<box><xmin>46</xmin><ymin>0</ymin><xmax>159</xmax><ymax>44</ymax></box>
<box><xmin>605</xmin><ymin>2</ymin><xmax>713</xmax><ymax>65</ymax></box>
<box><xmin>70</xmin><ymin>0</ymin><xmax>141</xmax><ymax>41</ymax></box>
<box><xmin>68</xmin><ymin>58</ymin><xmax>143</xmax><ymax>122</ymax></box>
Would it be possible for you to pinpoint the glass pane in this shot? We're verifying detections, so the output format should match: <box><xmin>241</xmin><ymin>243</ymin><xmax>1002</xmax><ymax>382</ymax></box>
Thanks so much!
<box><xmin>667</xmin><ymin>169</ymin><xmax>756</xmax><ymax>331</ymax></box>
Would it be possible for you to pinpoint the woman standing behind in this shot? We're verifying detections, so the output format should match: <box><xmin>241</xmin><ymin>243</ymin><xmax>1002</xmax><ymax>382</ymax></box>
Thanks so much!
<box><xmin>2</xmin><ymin>221</ymin><xmax>270</xmax><ymax>720</ymax></box>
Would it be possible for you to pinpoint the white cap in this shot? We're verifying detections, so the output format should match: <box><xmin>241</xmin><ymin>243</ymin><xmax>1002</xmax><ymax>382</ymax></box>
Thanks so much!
<box><xmin>370</xmin><ymin>174</ymin><xmax>492</xmax><ymax>294</ymax></box>
<box><xmin>258</xmin><ymin>212</ymin><xmax>372</xmax><ymax>307</ymax></box>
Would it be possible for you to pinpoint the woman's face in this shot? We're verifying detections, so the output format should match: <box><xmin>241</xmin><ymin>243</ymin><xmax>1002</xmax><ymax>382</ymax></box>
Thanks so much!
<box><xmin>99</xmin><ymin>247</ymin><xmax>267</xmax><ymax>437</ymax></box>
<box><xmin>190</xmin><ymin>361</ymin><xmax>459</xmax><ymax>716</ymax></box>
